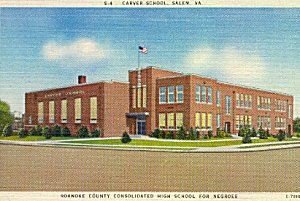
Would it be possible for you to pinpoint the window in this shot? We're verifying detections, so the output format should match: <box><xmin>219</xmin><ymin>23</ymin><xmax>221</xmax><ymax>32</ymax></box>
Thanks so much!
<box><xmin>75</xmin><ymin>98</ymin><xmax>81</xmax><ymax>123</ymax></box>
<box><xmin>245</xmin><ymin>94</ymin><xmax>248</xmax><ymax>108</ymax></box>
<box><xmin>195</xmin><ymin>85</ymin><xmax>200</xmax><ymax>103</ymax></box>
<box><xmin>216</xmin><ymin>90</ymin><xmax>221</xmax><ymax>106</ymax></box>
<box><xmin>225</xmin><ymin>96</ymin><xmax>231</xmax><ymax>115</ymax></box>
<box><xmin>236</xmin><ymin>93</ymin><xmax>240</xmax><ymax>107</ymax></box>
<box><xmin>283</xmin><ymin>101</ymin><xmax>287</xmax><ymax>112</ymax></box>
<box><xmin>201</xmin><ymin>86</ymin><xmax>206</xmax><ymax>102</ymax></box>
<box><xmin>143</xmin><ymin>87</ymin><xmax>147</xmax><ymax>108</ymax></box>
<box><xmin>249</xmin><ymin>116</ymin><xmax>252</xmax><ymax>128</ymax></box>
<box><xmin>216</xmin><ymin>114</ymin><xmax>221</xmax><ymax>128</ymax></box>
<box><xmin>195</xmin><ymin>113</ymin><xmax>201</xmax><ymax>128</ymax></box>
<box><xmin>132</xmin><ymin>88</ymin><xmax>136</xmax><ymax>108</ymax></box>
<box><xmin>275</xmin><ymin>99</ymin><xmax>278</xmax><ymax>110</ymax></box>
<box><xmin>49</xmin><ymin>101</ymin><xmax>54</xmax><ymax>123</ymax></box>
<box><xmin>159</xmin><ymin>86</ymin><xmax>166</xmax><ymax>104</ymax></box>
<box><xmin>288</xmin><ymin>105</ymin><xmax>292</xmax><ymax>118</ymax></box>
<box><xmin>268</xmin><ymin>98</ymin><xmax>271</xmax><ymax>110</ymax></box>
<box><xmin>168</xmin><ymin>86</ymin><xmax>174</xmax><ymax>103</ymax></box>
<box><xmin>240</xmin><ymin>115</ymin><xmax>244</xmax><ymax>128</ymax></box>
<box><xmin>201</xmin><ymin>113</ymin><xmax>206</xmax><ymax>129</ymax></box>
<box><xmin>28</xmin><ymin>115</ymin><xmax>32</xmax><ymax>125</ymax></box>
<box><xmin>264</xmin><ymin>98</ymin><xmax>268</xmax><ymax>110</ymax></box>
<box><xmin>258</xmin><ymin>116</ymin><xmax>261</xmax><ymax>128</ymax></box>
<box><xmin>137</xmin><ymin>87</ymin><xmax>141</xmax><ymax>108</ymax></box>
<box><xmin>176</xmin><ymin>113</ymin><xmax>183</xmax><ymax>129</ymax></box>
<box><xmin>176</xmin><ymin>85</ymin><xmax>184</xmax><ymax>103</ymax></box>
<box><xmin>283</xmin><ymin>118</ymin><xmax>286</xmax><ymax>128</ymax></box>
<box><xmin>61</xmin><ymin>99</ymin><xmax>67</xmax><ymax>123</ymax></box>
<box><xmin>207</xmin><ymin>87</ymin><xmax>212</xmax><ymax>104</ymax></box>
<box><xmin>257</xmin><ymin>96</ymin><xmax>261</xmax><ymax>109</ymax></box>
<box><xmin>90</xmin><ymin>97</ymin><xmax>97</xmax><ymax>123</ymax></box>
<box><xmin>240</xmin><ymin>94</ymin><xmax>244</xmax><ymax>107</ymax></box>
<box><xmin>167</xmin><ymin>113</ymin><xmax>174</xmax><ymax>129</ymax></box>
<box><xmin>236</xmin><ymin>115</ymin><xmax>239</xmax><ymax>129</ymax></box>
<box><xmin>249</xmin><ymin>95</ymin><xmax>252</xmax><ymax>108</ymax></box>
<box><xmin>268</xmin><ymin>117</ymin><xmax>271</xmax><ymax>129</ymax></box>
<box><xmin>207</xmin><ymin>113</ymin><xmax>212</xmax><ymax>130</ymax></box>
<box><xmin>159</xmin><ymin>113</ymin><xmax>166</xmax><ymax>129</ymax></box>
<box><xmin>38</xmin><ymin>102</ymin><xmax>44</xmax><ymax>123</ymax></box>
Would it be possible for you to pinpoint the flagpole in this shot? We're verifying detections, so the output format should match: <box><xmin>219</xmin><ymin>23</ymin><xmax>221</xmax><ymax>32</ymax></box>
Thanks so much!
<box><xmin>138</xmin><ymin>49</ymin><xmax>141</xmax><ymax>87</ymax></box>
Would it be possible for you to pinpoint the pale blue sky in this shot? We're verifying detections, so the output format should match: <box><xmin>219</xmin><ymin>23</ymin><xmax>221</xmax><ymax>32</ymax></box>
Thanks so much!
<box><xmin>0</xmin><ymin>8</ymin><xmax>299</xmax><ymax>116</ymax></box>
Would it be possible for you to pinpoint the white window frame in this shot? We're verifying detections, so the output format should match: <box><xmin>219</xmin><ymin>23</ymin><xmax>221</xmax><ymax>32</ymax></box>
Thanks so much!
<box><xmin>201</xmin><ymin>85</ymin><xmax>206</xmax><ymax>103</ymax></box>
<box><xmin>159</xmin><ymin>86</ymin><xmax>166</xmax><ymax>104</ymax></box>
<box><xmin>38</xmin><ymin>102</ymin><xmax>44</xmax><ymax>123</ymax></box>
<box><xmin>90</xmin><ymin>97</ymin><xmax>97</xmax><ymax>124</ymax></box>
<box><xmin>195</xmin><ymin>85</ymin><xmax>200</xmax><ymax>103</ymax></box>
<box><xmin>75</xmin><ymin>98</ymin><xmax>82</xmax><ymax>123</ymax></box>
<box><xmin>49</xmin><ymin>100</ymin><xmax>55</xmax><ymax>123</ymax></box>
<box><xmin>207</xmin><ymin>87</ymin><xmax>212</xmax><ymax>104</ymax></box>
<box><xmin>216</xmin><ymin>90</ymin><xmax>221</xmax><ymax>106</ymax></box>
<box><xmin>61</xmin><ymin>99</ymin><xmax>67</xmax><ymax>123</ymax></box>
<box><xmin>168</xmin><ymin>86</ymin><xmax>175</xmax><ymax>104</ymax></box>
<box><xmin>176</xmin><ymin>85</ymin><xmax>184</xmax><ymax>103</ymax></box>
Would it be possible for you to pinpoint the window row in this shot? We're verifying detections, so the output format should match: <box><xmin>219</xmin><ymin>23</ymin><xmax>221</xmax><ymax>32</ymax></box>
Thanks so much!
<box><xmin>257</xmin><ymin>96</ymin><xmax>271</xmax><ymax>110</ymax></box>
<box><xmin>275</xmin><ymin>99</ymin><xmax>287</xmax><ymax>112</ymax></box>
<box><xmin>159</xmin><ymin>85</ymin><xmax>184</xmax><ymax>104</ymax></box>
<box><xmin>195</xmin><ymin>112</ymin><xmax>213</xmax><ymax>130</ymax></box>
<box><xmin>288</xmin><ymin>105</ymin><xmax>292</xmax><ymax>118</ymax></box>
<box><xmin>236</xmin><ymin>115</ymin><xmax>252</xmax><ymax>129</ymax></box>
<box><xmin>37</xmin><ymin>97</ymin><xmax>98</xmax><ymax>124</ymax></box>
<box><xmin>159</xmin><ymin>113</ymin><xmax>183</xmax><ymax>129</ymax></box>
<box><xmin>275</xmin><ymin>117</ymin><xmax>287</xmax><ymax>129</ymax></box>
<box><xmin>132</xmin><ymin>86</ymin><xmax>147</xmax><ymax>108</ymax></box>
<box><xmin>257</xmin><ymin>116</ymin><xmax>271</xmax><ymax>129</ymax></box>
<box><xmin>236</xmin><ymin>93</ymin><xmax>252</xmax><ymax>108</ymax></box>
<box><xmin>195</xmin><ymin>85</ymin><xmax>212</xmax><ymax>104</ymax></box>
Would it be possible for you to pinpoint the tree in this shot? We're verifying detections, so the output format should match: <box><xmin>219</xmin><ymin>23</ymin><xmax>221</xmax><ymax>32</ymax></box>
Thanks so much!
<box><xmin>251</xmin><ymin>127</ymin><xmax>257</xmax><ymax>137</ymax></box>
<box><xmin>0</xmin><ymin>100</ymin><xmax>14</xmax><ymax>135</ymax></box>
<box><xmin>258</xmin><ymin>126</ymin><xmax>268</xmax><ymax>139</ymax></box>
<box><xmin>177</xmin><ymin>127</ymin><xmax>185</xmax><ymax>140</ymax></box>
<box><xmin>77</xmin><ymin>125</ymin><xmax>89</xmax><ymax>138</ymax></box>
<box><xmin>91</xmin><ymin>128</ymin><xmax>101</xmax><ymax>138</ymax></box>
<box><xmin>42</xmin><ymin>126</ymin><xmax>52</xmax><ymax>139</ymax></box>
<box><xmin>51</xmin><ymin>125</ymin><xmax>61</xmax><ymax>137</ymax></box>
<box><xmin>166</xmin><ymin>131</ymin><xmax>174</xmax><ymax>139</ymax></box>
<box><xmin>121</xmin><ymin>131</ymin><xmax>131</xmax><ymax>143</ymax></box>
<box><xmin>293</xmin><ymin>117</ymin><xmax>300</xmax><ymax>133</ymax></box>
<box><xmin>207</xmin><ymin>130</ymin><xmax>213</xmax><ymax>139</ymax></box>
<box><xmin>61</xmin><ymin>127</ymin><xmax>71</xmax><ymax>137</ymax></box>
<box><xmin>151</xmin><ymin>129</ymin><xmax>160</xmax><ymax>138</ymax></box>
<box><xmin>242</xmin><ymin>132</ymin><xmax>252</xmax><ymax>143</ymax></box>
<box><xmin>277</xmin><ymin>129</ymin><xmax>286</xmax><ymax>141</ymax></box>
<box><xmin>2</xmin><ymin>124</ymin><xmax>13</xmax><ymax>137</ymax></box>
<box><xmin>18</xmin><ymin>129</ymin><xmax>28</xmax><ymax>138</ymax></box>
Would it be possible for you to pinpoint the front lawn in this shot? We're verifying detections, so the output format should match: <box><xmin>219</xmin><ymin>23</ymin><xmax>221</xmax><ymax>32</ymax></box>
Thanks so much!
<box><xmin>63</xmin><ymin>138</ymin><xmax>298</xmax><ymax>147</ymax></box>
<box><xmin>0</xmin><ymin>136</ymin><xmax>74</xmax><ymax>141</ymax></box>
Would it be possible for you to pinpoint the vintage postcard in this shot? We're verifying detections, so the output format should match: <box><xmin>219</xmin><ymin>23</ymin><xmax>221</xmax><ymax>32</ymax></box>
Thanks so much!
<box><xmin>0</xmin><ymin>1</ymin><xmax>299</xmax><ymax>201</ymax></box>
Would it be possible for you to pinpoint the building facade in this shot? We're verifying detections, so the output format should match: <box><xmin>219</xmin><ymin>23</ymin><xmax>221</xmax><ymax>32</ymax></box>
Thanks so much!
<box><xmin>25</xmin><ymin>76</ymin><xmax>129</xmax><ymax>137</ymax></box>
<box><xmin>127</xmin><ymin>67</ymin><xmax>294</xmax><ymax>136</ymax></box>
<box><xmin>25</xmin><ymin>67</ymin><xmax>294</xmax><ymax>137</ymax></box>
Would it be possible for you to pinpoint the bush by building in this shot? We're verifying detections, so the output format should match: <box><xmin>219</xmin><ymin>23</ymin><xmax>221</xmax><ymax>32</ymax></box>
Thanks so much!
<box><xmin>251</xmin><ymin>127</ymin><xmax>257</xmax><ymax>137</ymax></box>
<box><xmin>293</xmin><ymin>117</ymin><xmax>300</xmax><ymax>133</ymax></box>
<box><xmin>91</xmin><ymin>128</ymin><xmax>101</xmax><ymax>138</ymax></box>
<box><xmin>51</xmin><ymin>125</ymin><xmax>61</xmax><ymax>137</ymax></box>
<box><xmin>166</xmin><ymin>131</ymin><xmax>174</xmax><ymax>139</ymax></box>
<box><xmin>242</xmin><ymin>133</ymin><xmax>252</xmax><ymax>143</ymax></box>
<box><xmin>77</xmin><ymin>125</ymin><xmax>89</xmax><ymax>138</ymax></box>
<box><xmin>2</xmin><ymin>124</ymin><xmax>13</xmax><ymax>137</ymax></box>
<box><xmin>42</xmin><ymin>126</ymin><xmax>52</xmax><ymax>139</ymax></box>
<box><xmin>277</xmin><ymin>129</ymin><xmax>286</xmax><ymax>141</ymax></box>
<box><xmin>61</xmin><ymin>127</ymin><xmax>72</xmax><ymax>137</ymax></box>
<box><xmin>208</xmin><ymin>130</ymin><xmax>213</xmax><ymax>139</ymax></box>
<box><xmin>258</xmin><ymin>126</ymin><xmax>268</xmax><ymax>139</ymax></box>
<box><xmin>176</xmin><ymin>127</ymin><xmax>185</xmax><ymax>140</ymax></box>
<box><xmin>187</xmin><ymin>128</ymin><xmax>195</xmax><ymax>140</ymax></box>
<box><xmin>121</xmin><ymin>131</ymin><xmax>131</xmax><ymax>143</ymax></box>
<box><xmin>159</xmin><ymin>130</ymin><xmax>166</xmax><ymax>139</ymax></box>
<box><xmin>18</xmin><ymin>128</ymin><xmax>28</xmax><ymax>138</ymax></box>
<box><xmin>151</xmin><ymin>129</ymin><xmax>160</xmax><ymax>138</ymax></box>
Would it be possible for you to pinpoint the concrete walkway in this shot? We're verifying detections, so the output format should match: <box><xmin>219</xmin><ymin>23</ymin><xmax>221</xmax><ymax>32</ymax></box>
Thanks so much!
<box><xmin>0</xmin><ymin>137</ymin><xmax>299</xmax><ymax>153</ymax></box>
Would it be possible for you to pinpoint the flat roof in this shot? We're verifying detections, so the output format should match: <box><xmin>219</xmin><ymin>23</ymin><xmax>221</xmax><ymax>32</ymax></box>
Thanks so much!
<box><xmin>26</xmin><ymin>80</ymin><xmax>129</xmax><ymax>94</ymax></box>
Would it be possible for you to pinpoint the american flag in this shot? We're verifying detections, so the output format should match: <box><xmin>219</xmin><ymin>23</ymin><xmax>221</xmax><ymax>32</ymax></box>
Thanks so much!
<box><xmin>138</xmin><ymin>46</ymin><xmax>148</xmax><ymax>54</ymax></box>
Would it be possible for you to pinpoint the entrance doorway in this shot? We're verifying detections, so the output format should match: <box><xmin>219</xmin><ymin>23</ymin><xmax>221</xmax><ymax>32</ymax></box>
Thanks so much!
<box><xmin>225</xmin><ymin>122</ymin><xmax>231</xmax><ymax>133</ymax></box>
<box><xmin>137</xmin><ymin>120</ymin><xmax>146</xmax><ymax>135</ymax></box>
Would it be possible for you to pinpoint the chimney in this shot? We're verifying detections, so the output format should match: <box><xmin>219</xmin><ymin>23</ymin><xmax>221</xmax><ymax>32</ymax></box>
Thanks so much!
<box><xmin>78</xmin><ymin>75</ymin><xmax>86</xmax><ymax>84</ymax></box>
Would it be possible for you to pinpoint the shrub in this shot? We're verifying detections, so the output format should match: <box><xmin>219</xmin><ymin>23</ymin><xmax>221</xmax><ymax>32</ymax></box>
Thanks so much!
<box><xmin>177</xmin><ymin>127</ymin><xmax>185</xmax><ymax>140</ymax></box>
<box><xmin>166</xmin><ymin>131</ymin><xmax>174</xmax><ymax>139</ymax></box>
<box><xmin>159</xmin><ymin>130</ymin><xmax>166</xmax><ymax>139</ymax></box>
<box><xmin>266</xmin><ymin>128</ymin><xmax>271</xmax><ymax>137</ymax></box>
<box><xmin>187</xmin><ymin>128</ymin><xmax>197</xmax><ymax>140</ymax></box>
<box><xmin>51</xmin><ymin>125</ymin><xmax>61</xmax><ymax>137</ymax></box>
<box><xmin>77</xmin><ymin>125</ymin><xmax>89</xmax><ymax>138</ymax></box>
<box><xmin>151</xmin><ymin>129</ymin><xmax>160</xmax><ymax>138</ymax></box>
<box><xmin>242</xmin><ymin>133</ymin><xmax>252</xmax><ymax>143</ymax></box>
<box><xmin>91</xmin><ymin>128</ymin><xmax>101</xmax><ymax>138</ymax></box>
<box><xmin>216</xmin><ymin>128</ymin><xmax>226</xmax><ymax>138</ymax></box>
<box><xmin>238</xmin><ymin>128</ymin><xmax>246</xmax><ymax>137</ymax></box>
<box><xmin>61</xmin><ymin>127</ymin><xmax>71</xmax><ymax>137</ymax></box>
<box><xmin>258</xmin><ymin>126</ymin><xmax>268</xmax><ymax>139</ymax></box>
<box><xmin>18</xmin><ymin>129</ymin><xmax>28</xmax><ymax>138</ymax></box>
<box><xmin>203</xmin><ymin>134</ymin><xmax>208</xmax><ymax>139</ymax></box>
<box><xmin>42</xmin><ymin>126</ymin><xmax>52</xmax><ymax>139</ymax></box>
<box><xmin>121</xmin><ymin>131</ymin><xmax>131</xmax><ymax>143</ymax></box>
<box><xmin>208</xmin><ymin>130</ymin><xmax>213</xmax><ymax>139</ymax></box>
<box><xmin>196</xmin><ymin>130</ymin><xmax>200</xmax><ymax>139</ymax></box>
<box><xmin>296</xmin><ymin>133</ymin><xmax>300</xmax><ymax>138</ymax></box>
<box><xmin>35</xmin><ymin>125</ymin><xmax>43</xmax><ymax>136</ymax></box>
<box><xmin>277</xmin><ymin>129</ymin><xmax>286</xmax><ymax>141</ymax></box>
<box><xmin>251</xmin><ymin>127</ymin><xmax>257</xmax><ymax>137</ymax></box>
<box><xmin>29</xmin><ymin>127</ymin><xmax>37</xmax><ymax>136</ymax></box>
<box><xmin>2</xmin><ymin>124</ymin><xmax>13</xmax><ymax>137</ymax></box>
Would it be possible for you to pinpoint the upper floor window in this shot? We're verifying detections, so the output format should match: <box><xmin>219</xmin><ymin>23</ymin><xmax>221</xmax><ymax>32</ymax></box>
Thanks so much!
<box><xmin>283</xmin><ymin>101</ymin><xmax>287</xmax><ymax>112</ymax></box>
<box><xmin>159</xmin><ymin>86</ymin><xmax>166</xmax><ymax>104</ymax></box>
<box><xmin>236</xmin><ymin>93</ymin><xmax>240</xmax><ymax>107</ymax></box>
<box><xmin>225</xmin><ymin>96</ymin><xmax>231</xmax><ymax>115</ymax></box>
<box><xmin>201</xmin><ymin>86</ymin><xmax>206</xmax><ymax>102</ymax></box>
<box><xmin>176</xmin><ymin>85</ymin><xmax>184</xmax><ymax>103</ymax></box>
<box><xmin>207</xmin><ymin>87</ymin><xmax>212</xmax><ymax>104</ymax></box>
<box><xmin>168</xmin><ymin>86</ymin><xmax>174</xmax><ymax>103</ymax></box>
<box><xmin>216</xmin><ymin>90</ymin><xmax>221</xmax><ymax>106</ymax></box>
<box><xmin>195</xmin><ymin>85</ymin><xmax>200</xmax><ymax>103</ymax></box>
<box><xmin>143</xmin><ymin>86</ymin><xmax>147</xmax><ymax>108</ymax></box>
<box><xmin>38</xmin><ymin>102</ymin><xmax>44</xmax><ymax>123</ymax></box>
<box><xmin>257</xmin><ymin>96</ymin><xmax>261</xmax><ymax>109</ymax></box>
<box><xmin>240</xmin><ymin>94</ymin><xmax>244</xmax><ymax>107</ymax></box>
<box><xmin>249</xmin><ymin>95</ymin><xmax>252</xmax><ymax>108</ymax></box>
<box><xmin>245</xmin><ymin>94</ymin><xmax>248</xmax><ymax>108</ymax></box>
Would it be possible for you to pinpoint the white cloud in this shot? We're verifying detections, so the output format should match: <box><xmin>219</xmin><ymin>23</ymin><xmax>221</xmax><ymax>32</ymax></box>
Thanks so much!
<box><xmin>185</xmin><ymin>45</ymin><xmax>266</xmax><ymax>83</ymax></box>
<box><xmin>42</xmin><ymin>38</ymin><xmax>106</xmax><ymax>63</ymax></box>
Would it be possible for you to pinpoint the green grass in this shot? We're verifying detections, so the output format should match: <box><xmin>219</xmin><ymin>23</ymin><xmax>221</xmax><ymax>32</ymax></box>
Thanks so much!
<box><xmin>0</xmin><ymin>136</ymin><xmax>74</xmax><ymax>141</ymax></box>
<box><xmin>239</xmin><ymin>141</ymin><xmax>300</xmax><ymax>149</ymax></box>
<box><xmin>63</xmin><ymin>138</ymin><xmax>295</xmax><ymax>147</ymax></box>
